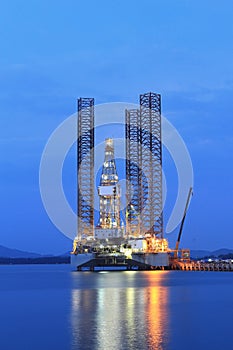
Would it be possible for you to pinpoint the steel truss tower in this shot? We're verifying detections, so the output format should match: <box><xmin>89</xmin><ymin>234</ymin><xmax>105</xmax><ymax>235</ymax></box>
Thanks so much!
<box><xmin>125</xmin><ymin>92</ymin><xmax>163</xmax><ymax>238</ymax></box>
<box><xmin>140</xmin><ymin>92</ymin><xmax>163</xmax><ymax>237</ymax></box>
<box><xmin>77</xmin><ymin>98</ymin><xmax>95</xmax><ymax>239</ymax></box>
<box><xmin>125</xmin><ymin>109</ymin><xmax>141</xmax><ymax>236</ymax></box>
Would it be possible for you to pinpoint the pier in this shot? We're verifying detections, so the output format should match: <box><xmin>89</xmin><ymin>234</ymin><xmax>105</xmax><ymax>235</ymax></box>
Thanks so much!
<box><xmin>170</xmin><ymin>260</ymin><xmax>233</xmax><ymax>272</ymax></box>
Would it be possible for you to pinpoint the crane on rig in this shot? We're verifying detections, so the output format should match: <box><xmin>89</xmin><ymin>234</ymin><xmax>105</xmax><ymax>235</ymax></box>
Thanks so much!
<box><xmin>174</xmin><ymin>187</ymin><xmax>193</xmax><ymax>259</ymax></box>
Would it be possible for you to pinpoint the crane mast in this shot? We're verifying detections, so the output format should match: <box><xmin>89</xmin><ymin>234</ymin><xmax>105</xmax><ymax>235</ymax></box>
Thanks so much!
<box><xmin>174</xmin><ymin>187</ymin><xmax>193</xmax><ymax>258</ymax></box>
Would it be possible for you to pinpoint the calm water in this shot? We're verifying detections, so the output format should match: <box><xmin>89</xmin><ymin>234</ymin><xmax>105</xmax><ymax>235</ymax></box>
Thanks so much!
<box><xmin>0</xmin><ymin>265</ymin><xmax>232</xmax><ymax>350</ymax></box>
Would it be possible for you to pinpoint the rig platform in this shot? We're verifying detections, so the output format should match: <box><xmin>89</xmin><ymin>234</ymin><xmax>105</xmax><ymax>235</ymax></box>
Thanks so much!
<box><xmin>71</xmin><ymin>236</ymin><xmax>170</xmax><ymax>271</ymax></box>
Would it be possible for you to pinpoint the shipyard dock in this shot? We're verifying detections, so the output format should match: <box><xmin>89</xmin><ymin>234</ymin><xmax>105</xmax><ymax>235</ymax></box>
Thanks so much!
<box><xmin>171</xmin><ymin>259</ymin><xmax>233</xmax><ymax>272</ymax></box>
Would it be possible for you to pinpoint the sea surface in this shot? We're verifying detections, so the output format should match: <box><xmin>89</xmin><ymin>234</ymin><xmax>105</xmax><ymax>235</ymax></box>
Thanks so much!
<box><xmin>0</xmin><ymin>265</ymin><xmax>232</xmax><ymax>350</ymax></box>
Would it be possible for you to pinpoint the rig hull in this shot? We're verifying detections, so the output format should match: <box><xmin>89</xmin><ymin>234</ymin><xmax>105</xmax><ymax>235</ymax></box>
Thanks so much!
<box><xmin>132</xmin><ymin>252</ymin><xmax>169</xmax><ymax>267</ymax></box>
<box><xmin>71</xmin><ymin>251</ymin><xmax>169</xmax><ymax>271</ymax></box>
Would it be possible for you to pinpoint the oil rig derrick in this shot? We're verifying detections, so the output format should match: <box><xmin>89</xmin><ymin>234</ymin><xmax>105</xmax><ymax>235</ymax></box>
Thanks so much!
<box><xmin>95</xmin><ymin>138</ymin><xmax>122</xmax><ymax>239</ymax></box>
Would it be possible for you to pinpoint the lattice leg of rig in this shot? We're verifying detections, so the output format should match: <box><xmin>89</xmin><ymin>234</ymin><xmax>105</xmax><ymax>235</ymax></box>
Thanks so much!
<box><xmin>77</xmin><ymin>98</ymin><xmax>95</xmax><ymax>239</ymax></box>
<box><xmin>140</xmin><ymin>92</ymin><xmax>163</xmax><ymax>238</ymax></box>
<box><xmin>125</xmin><ymin>109</ymin><xmax>141</xmax><ymax>237</ymax></box>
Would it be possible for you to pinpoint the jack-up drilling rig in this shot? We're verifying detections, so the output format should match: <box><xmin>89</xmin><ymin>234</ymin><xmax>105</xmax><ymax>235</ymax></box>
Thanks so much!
<box><xmin>71</xmin><ymin>93</ymin><xmax>192</xmax><ymax>271</ymax></box>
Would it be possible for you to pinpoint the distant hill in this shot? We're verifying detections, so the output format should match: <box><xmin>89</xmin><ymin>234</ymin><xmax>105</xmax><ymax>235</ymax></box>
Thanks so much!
<box><xmin>211</xmin><ymin>248</ymin><xmax>233</xmax><ymax>256</ymax></box>
<box><xmin>190</xmin><ymin>248</ymin><xmax>233</xmax><ymax>259</ymax></box>
<box><xmin>0</xmin><ymin>245</ymin><xmax>70</xmax><ymax>264</ymax></box>
<box><xmin>61</xmin><ymin>250</ymin><xmax>72</xmax><ymax>257</ymax></box>
<box><xmin>0</xmin><ymin>245</ymin><xmax>42</xmax><ymax>258</ymax></box>
<box><xmin>190</xmin><ymin>250</ymin><xmax>211</xmax><ymax>258</ymax></box>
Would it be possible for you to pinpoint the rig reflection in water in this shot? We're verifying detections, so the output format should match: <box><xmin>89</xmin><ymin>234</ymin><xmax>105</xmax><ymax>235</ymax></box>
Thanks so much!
<box><xmin>70</xmin><ymin>272</ymin><xmax>169</xmax><ymax>350</ymax></box>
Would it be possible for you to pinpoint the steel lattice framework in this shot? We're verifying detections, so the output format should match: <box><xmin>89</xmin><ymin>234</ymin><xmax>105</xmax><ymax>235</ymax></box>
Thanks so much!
<box><xmin>125</xmin><ymin>109</ymin><xmax>141</xmax><ymax>236</ymax></box>
<box><xmin>140</xmin><ymin>92</ymin><xmax>163</xmax><ymax>237</ymax></box>
<box><xmin>77</xmin><ymin>98</ymin><xmax>95</xmax><ymax>238</ymax></box>
<box><xmin>126</xmin><ymin>92</ymin><xmax>163</xmax><ymax>238</ymax></box>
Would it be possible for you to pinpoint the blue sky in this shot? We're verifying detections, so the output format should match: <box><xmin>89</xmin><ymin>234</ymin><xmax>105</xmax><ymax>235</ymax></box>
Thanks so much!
<box><xmin>0</xmin><ymin>0</ymin><xmax>232</xmax><ymax>254</ymax></box>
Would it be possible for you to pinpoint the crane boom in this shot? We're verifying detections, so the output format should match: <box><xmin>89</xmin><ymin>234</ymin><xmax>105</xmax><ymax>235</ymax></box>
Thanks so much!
<box><xmin>174</xmin><ymin>187</ymin><xmax>193</xmax><ymax>258</ymax></box>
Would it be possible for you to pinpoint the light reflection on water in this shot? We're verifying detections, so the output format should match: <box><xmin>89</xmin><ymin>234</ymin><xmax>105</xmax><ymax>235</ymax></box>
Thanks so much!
<box><xmin>71</xmin><ymin>271</ymin><xmax>169</xmax><ymax>350</ymax></box>
<box><xmin>0</xmin><ymin>266</ymin><xmax>233</xmax><ymax>350</ymax></box>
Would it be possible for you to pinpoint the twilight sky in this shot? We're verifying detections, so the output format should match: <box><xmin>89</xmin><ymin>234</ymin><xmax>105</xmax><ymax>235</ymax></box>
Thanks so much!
<box><xmin>0</xmin><ymin>0</ymin><xmax>233</xmax><ymax>254</ymax></box>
